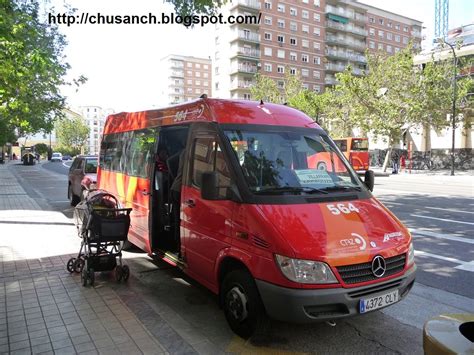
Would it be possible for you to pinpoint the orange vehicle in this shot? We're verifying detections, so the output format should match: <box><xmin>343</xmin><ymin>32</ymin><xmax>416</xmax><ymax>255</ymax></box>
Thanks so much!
<box><xmin>97</xmin><ymin>98</ymin><xmax>415</xmax><ymax>338</ymax></box>
<box><xmin>333</xmin><ymin>137</ymin><xmax>369</xmax><ymax>171</ymax></box>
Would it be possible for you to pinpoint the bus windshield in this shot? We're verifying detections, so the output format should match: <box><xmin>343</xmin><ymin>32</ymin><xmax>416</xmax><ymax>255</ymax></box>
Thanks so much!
<box><xmin>223</xmin><ymin>127</ymin><xmax>363</xmax><ymax>194</ymax></box>
<box><xmin>351</xmin><ymin>139</ymin><xmax>369</xmax><ymax>151</ymax></box>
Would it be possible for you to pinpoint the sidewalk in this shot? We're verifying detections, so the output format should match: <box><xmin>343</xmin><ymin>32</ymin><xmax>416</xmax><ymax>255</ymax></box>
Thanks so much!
<box><xmin>0</xmin><ymin>163</ymin><xmax>196</xmax><ymax>354</ymax></box>
<box><xmin>370</xmin><ymin>166</ymin><xmax>474</xmax><ymax>177</ymax></box>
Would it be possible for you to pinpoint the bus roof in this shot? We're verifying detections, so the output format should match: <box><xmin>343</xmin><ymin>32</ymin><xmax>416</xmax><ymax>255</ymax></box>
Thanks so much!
<box><xmin>103</xmin><ymin>98</ymin><xmax>321</xmax><ymax>134</ymax></box>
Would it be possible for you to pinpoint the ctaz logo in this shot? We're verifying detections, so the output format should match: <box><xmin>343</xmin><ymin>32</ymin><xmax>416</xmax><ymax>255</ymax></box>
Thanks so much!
<box><xmin>340</xmin><ymin>233</ymin><xmax>367</xmax><ymax>251</ymax></box>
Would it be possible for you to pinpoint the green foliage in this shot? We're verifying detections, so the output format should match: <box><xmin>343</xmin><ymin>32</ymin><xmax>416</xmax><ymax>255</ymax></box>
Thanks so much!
<box><xmin>250</xmin><ymin>73</ymin><xmax>281</xmax><ymax>103</ymax></box>
<box><xmin>34</xmin><ymin>143</ymin><xmax>49</xmax><ymax>155</ymax></box>
<box><xmin>0</xmin><ymin>0</ymin><xmax>85</xmax><ymax>146</ymax></box>
<box><xmin>55</xmin><ymin>145</ymin><xmax>80</xmax><ymax>157</ymax></box>
<box><xmin>55</xmin><ymin>116</ymin><xmax>89</xmax><ymax>151</ymax></box>
<box><xmin>166</xmin><ymin>0</ymin><xmax>227</xmax><ymax>17</ymax></box>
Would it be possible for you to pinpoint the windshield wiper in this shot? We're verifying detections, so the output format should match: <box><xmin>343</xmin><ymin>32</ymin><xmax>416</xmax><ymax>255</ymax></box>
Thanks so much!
<box><xmin>321</xmin><ymin>185</ymin><xmax>362</xmax><ymax>192</ymax></box>
<box><xmin>253</xmin><ymin>186</ymin><xmax>329</xmax><ymax>195</ymax></box>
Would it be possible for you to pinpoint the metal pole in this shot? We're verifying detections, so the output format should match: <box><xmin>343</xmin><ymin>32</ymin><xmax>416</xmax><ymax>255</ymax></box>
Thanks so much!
<box><xmin>445</xmin><ymin>42</ymin><xmax>457</xmax><ymax>176</ymax></box>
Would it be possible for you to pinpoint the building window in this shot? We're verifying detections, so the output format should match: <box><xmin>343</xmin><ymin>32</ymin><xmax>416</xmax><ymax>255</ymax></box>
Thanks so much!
<box><xmin>277</xmin><ymin>65</ymin><xmax>284</xmax><ymax>73</ymax></box>
<box><xmin>264</xmin><ymin>32</ymin><xmax>271</xmax><ymax>40</ymax></box>
<box><xmin>369</xmin><ymin>40</ymin><xmax>375</xmax><ymax>49</ymax></box>
<box><xmin>301</xmin><ymin>54</ymin><xmax>309</xmax><ymax>62</ymax></box>
<box><xmin>243</xmin><ymin>93</ymin><xmax>251</xmax><ymax>100</ymax></box>
<box><xmin>196</xmin><ymin>72</ymin><xmax>201</xmax><ymax>77</ymax></box>
<box><xmin>369</xmin><ymin>17</ymin><xmax>375</xmax><ymax>23</ymax></box>
<box><xmin>403</xmin><ymin>26</ymin><xmax>408</xmax><ymax>32</ymax></box>
<box><xmin>387</xmin><ymin>45</ymin><xmax>392</xmax><ymax>53</ymax></box>
<box><xmin>195</xmin><ymin>88</ymin><xmax>201</xmax><ymax>94</ymax></box>
<box><xmin>187</xmin><ymin>88</ymin><xmax>193</xmax><ymax>93</ymax></box>
<box><xmin>386</xmin><ymin>32</ymin><xmax>392</xmax><ymax>40</ymax></box>
<box><xmin>301</xmin><ymin>69</ymin><xmax>309</xmax><ymax>77</ymax></box>
<box><xmin>369</xmin><ymin>28</ymin><xmax>375</xmax><ymax>36</ymax></box>
<box><xmin>387</xmin><ymin>21</ymin><xmax>392</xmax><ymax>28</ymax></box>
<box><xmin>277</xmin><ymin>49</ymin><xmax>285</xmax><ymax>58</ymax></box>
<box><xmin>187</xmin><ymin>79</ymin><xmax>192</xmax><ymax>84</ymax></box>
<box><xmin>187</xmin><ymin>62</ymin><xmax>192</xmax><ymax>67</ymax></box>
<box><xmin>290</xmin><ymin>67</ymin><xmax>297</xmax><ymax>75</ymax></box>
<box><xmin>195</xmin><ymin>63</ymin><xmax>201</xmax><ymax>68</ymax></box>
<box><xmin>277</xmin><ymin>3</ymin><xmax>285</xmax><ymax>12</ymax></box>
<box><xmin>402</xmin><ymin>36</ymin><xmax>408</xmax><ymax>44</ymax></box>
<box><xmin>302</xmin><ymin>24</ymin><xmax>309</xmax><ymax>34</ymax></box>
<box><xmin>290</xmin><ymin>22</ymin><xmax>297</xmax><ymax>31</ymax></box>
<box><xmin>290</xmin><ymin>37</ymin><xmax>297</xmax><ymax>45</ymax></box>
<box><xmin>264</xmin><ymin>63</ymin><xmax>272</xmax><ymax>72</ymax></box>
<box><xmin>204</xmin><ymin>73</ymin><xmax>208</xmax><ymax>78</ymax></box>
<box><xmin>394</xmin><ymin>47</ymin><xmax>400</xmax><ymax>53</ymax></box>
<box><xmin>378</xmin><ymin>43</ymin><xmax>383</xmax><ymax>50</ymax></box>
<box><xmin>277</xmin><ymin>35</ymin><xmax>285</xmax><ymax>43</ymax></box>
<box><xmin>313</xmin><ymin>70</ymin><xmax>320</xmax><ymax>78</ymax></box>
<box><xmin>313</xmin><ymin>85</ymin><xmax>321</xmax><ymax>93</ymax></box>
<box><xmin>395</xmin><ymin>35</ymin><xmax>401</xmax><ymax>42</ymax></box>
<box><xmin>302</xmin><ymin>39</ymin><xmax>309</xmax><ymax>48</ymax></box>
<box><xmin>290</xmin><ymin>7</ymin><xmax>297</xmax><ymax>16</ymax></box>
<box><xmin>379</xmin><ymin>18</ymin><xmax>384</xmax><ymax>25</ymax></box>
<box><xmin>277</xmin><ymin>80</ymin><xmax>284</xmax><ymax>89</ymax></box>
<box><xmin>302</xmin><ymin>10</ymin><xmax>309</xmax><ymax>19</ymax></box>
<box><xmin>264</xmin><ymin>1</ymin><xmax>271</xmax><ymax>9</ymax></box>
<box><xmin>302</xmin><ymin>0</ymin><xmax>308</xmax><ymax>3</ymax></box>
<box><xmin>264</xmin><ymin>16</ymin><xmax>272</xmax><ymax>25</ymax></box>
<box><xmin>313</xmin><ymin>42</ymin><xmax>320</xmax><ymax>50</ymax></box>
<box><xmin>204</xmin><ymin>64</ymin><xmax>208</xmax><ymax>69</ymax></box>
<box><xmin>314</xmin><ymin>0</ymin><xmax>320</xmax><ymax>7</ymax></box>
<box><xmin>395</xmin><ymin>24</ymin><xmax>400</xmax><ymax>30</ymax></box>
<box><xmin>314</xmin><ymin>13</ymin><xmax>320</xmax><ymax>22</ymax></box>
<box><xmin>187</xmin><ymin>70</ymin><xmax>192</xmax><ymax>75</ymax></box>
<box><xmin>378</xmin><ymin>30</ymin><xmax>384</xmax><ymax>37</ymax></box>
<box><xmin>278</xmin><ymin>19</ymin><xmax>285</xmax><ymax>28</ymax></box>
<box><xmin>313</xmin><ymin>27</ymin><xmax>320</xmax><ymax>36</ymax></box>
<box><xmin>290</xmin><ymin>52</ymin><xmax>297</xmax><ymax>61</ymax></box>
<box><xmin>204</xmin><ymin>81</ymin><xmax>209</xmax><ymax>86</ymax></box>
<box><xmin>264</xmin><ymin>47</ymin><xmax>272</xmax><ymax>56</ymax></box>
<box><xmin>196</xmin><ymin>80</ymin><xmax>201</xmax><ymax>85</ymax></box>
<box><xmin>313</xmin><ymin>56</ymin><xmax>320</xmax><ymax>65</ymax></box>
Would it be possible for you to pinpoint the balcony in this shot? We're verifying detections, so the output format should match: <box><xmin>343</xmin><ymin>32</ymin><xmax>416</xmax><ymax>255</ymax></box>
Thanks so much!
<box><xmin>170</xmin><ymin>61</ymin><xmax>184</xmax><ymax>69</ymax></box>
<box><xmin>353</xmin><ymin>13</ymin><xmax>367</xmax><ymax>23</ymax></box>
<box><xmin>231</xmin><ymin>0</ymin><xmax>261</xmax><ymax>11</ymax></box>
<box><xmin>234</xmin><ymin>30</ymin><xmax>260</xmax><ymax>43</ymax></box>
<box><xmin>326</xmin><ymin>49</ymin><xmax>348</xmax><ymax>60</ymax></box>
<box><xmin>411</xmin><ymin>31</ymin><xmax>422</xmax><ymax>38</ymax></box>
<box><xmin>231</xmin><ymin>64</ymin><xmax>258</xmax><ymax>74</ymax></box>
<box><xmin>326</xmin><ymin>63</ymin><xmax>365</xmax><ymax>76</ymax></box>
<box><xmin>234</xmin><ymin>47</ymin><xmax>261</xmax><ymax>59</ymax></box>
<box><xmin>326</xmin><ymin>20</ymin><xmax>367</xmax><ymax>37</ymax></box>
<box><xmin>170</xmin><ymin>70</ymin><xmax>184</xmax><ymax>78</ymax></box>
<box><xmin>231</xmin><ymin>80</ymin><xmax>255</xmax><ymax>90</ymax></box>
<box><xmin>326</xmin><ymin>36</ymin><xmax>366</xmax><ymax>50</ymax></box>
<box><xmin>347</xmin><ymin>54</ymin><xmax>366</xmax><ymax>63</ymax></box>
<box><xmin>325</xmin><ymin>76</ymin><xmax>337</xmax><ymax>85</ymax></box>
<box><xmin>326</xmin><ymin>5</ymin><xmax>352</xmax><ymax>19</ymax></box>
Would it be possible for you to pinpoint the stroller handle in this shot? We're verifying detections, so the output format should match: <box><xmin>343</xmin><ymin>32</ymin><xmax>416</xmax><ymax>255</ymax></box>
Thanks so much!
<box><xmin>91</xmin><ymin>208</ymin><xmax>132</xmax><ymax>215</ymax></box>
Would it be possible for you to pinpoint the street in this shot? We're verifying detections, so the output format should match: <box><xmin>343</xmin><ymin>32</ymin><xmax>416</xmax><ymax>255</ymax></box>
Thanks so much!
<box><xmin>2</xmin><ymin>160</ymin><xmax>473</xmax><ymax>354</ymax></box>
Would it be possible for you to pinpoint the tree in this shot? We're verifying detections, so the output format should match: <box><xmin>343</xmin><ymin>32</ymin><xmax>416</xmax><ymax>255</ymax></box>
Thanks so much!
<box><xmin>55</xmin><ymin>116</ymin><xmax>89</xmax><ymax>152</ymax></box>
<box><xmin>0</xmin><ymin>0</ymin><xmax>86</xmax><ymax>146</ymax></box>
<box><xmin>34</xmin><ymin>143</ymin><xmax>49</xmax><ymax>156</ymax></box>
<box><xmin>249</xmin><ymin>73</ymin><xmax>281</xmax><ymax>103</ymax></box>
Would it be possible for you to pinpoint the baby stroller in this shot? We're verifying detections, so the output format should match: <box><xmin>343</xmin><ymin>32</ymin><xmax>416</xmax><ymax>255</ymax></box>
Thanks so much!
<box><xmin>67</xmin><ymin>189</ymin><xmax>132</xmax><ymax>287</ymax></box>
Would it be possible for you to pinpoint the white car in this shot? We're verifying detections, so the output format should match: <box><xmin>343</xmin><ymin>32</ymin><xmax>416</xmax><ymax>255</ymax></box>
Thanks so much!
<box><xmin>51</xmin><ymin>152</ymin><xmax>63</xmax><ymax>162</ymax></box>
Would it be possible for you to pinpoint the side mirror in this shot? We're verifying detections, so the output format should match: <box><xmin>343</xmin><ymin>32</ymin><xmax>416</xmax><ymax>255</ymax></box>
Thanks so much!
<box><xmin>364</xmin><ymin>170</ymin><xmax>375</xmax><ymax>192</ymax></box>
<box><xmin>201</xmin><ymin>171</ymin><xmax>220</xmax><ymax>200</ymax></box>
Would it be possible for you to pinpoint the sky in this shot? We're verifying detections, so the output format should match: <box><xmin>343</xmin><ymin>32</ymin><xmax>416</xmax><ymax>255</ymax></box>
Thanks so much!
<box><xmin>51</xmin><ymin>0</ymin><xmax>474</xmax><ymax>113</ymax></box>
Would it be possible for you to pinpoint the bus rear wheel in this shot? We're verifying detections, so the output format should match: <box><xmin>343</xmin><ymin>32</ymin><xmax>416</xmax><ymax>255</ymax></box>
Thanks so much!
<box><xmin>222</xmin><ymin>270</ymin><xmax>268</xmax><ymax>339</ymax></box>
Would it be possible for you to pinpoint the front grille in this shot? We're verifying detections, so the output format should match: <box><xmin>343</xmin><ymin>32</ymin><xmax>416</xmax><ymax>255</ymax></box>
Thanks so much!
<box><xmin>337</xmin><ymin>254</ymin><xmax>406</xmax><ymax>284</ymax></box>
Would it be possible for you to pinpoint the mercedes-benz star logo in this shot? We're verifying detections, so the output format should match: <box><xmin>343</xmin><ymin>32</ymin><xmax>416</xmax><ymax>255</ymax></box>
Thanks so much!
<box><xmin>371</xmin><ymin>255</ymin><xmax>386</xmax><ymax>278</ymax></box>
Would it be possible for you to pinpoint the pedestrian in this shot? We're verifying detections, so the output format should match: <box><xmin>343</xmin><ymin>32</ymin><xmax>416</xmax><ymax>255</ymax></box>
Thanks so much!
<box><xmin>12</xmin><ymin>153</ymin><xmax>16</xmax><ymax>160</ymax></box>
<box><xmin>400</xmin><ymin>154</ymin><xmax>406</xmax><ymax>173</ymax></box>
<box><xmin>391</xmin><ymin>150</ymin><xmax>399</xmax><ymax>174</ymax></box>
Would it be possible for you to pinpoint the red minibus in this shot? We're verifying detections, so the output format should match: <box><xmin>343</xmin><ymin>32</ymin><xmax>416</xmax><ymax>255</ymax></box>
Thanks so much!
<box><xmin>98</xmin><ymin>98</ymin><xmax>415</xmax><ymax>338</ymax></box>
<box><xmin>333</xmin><ymin>137</ymin><xmax>370</xmax><ymax>171</ymax></box>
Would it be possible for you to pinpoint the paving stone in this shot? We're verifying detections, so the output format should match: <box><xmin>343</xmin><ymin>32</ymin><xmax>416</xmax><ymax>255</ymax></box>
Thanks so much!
<box><xmin>74</xmin><ymin>341</ymin><xmax>97</xmax><ymax>353</ymax></box>
<box><xmin>31</xmin><ymin>342</ymin><xmax>53</xmax><ymax>354</ymax></box>
<box><xmin>30</xmin><ymin>335</ymin><xmax>51</xmax><ymax>347</ymax></box>
<box><xmin>52</xmin><ymin>338</ymin><xmax>73</xmax><ymax>350</ymax></box>
<box><xmin>9</xmin><ymin>339</ymin><xmax>30</xmax><ymax>351</ymax></box>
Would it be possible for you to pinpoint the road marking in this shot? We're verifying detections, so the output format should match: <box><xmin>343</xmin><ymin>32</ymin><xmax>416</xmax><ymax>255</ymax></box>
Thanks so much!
<box><xmin>425</xmin><ymin>206</ymin><xmax>474</xmax><ymax>215</ymax></box>
<box><xmin>410</xmin><ymin>228</ymin><xmax>474</xmax><ymax>245</ymax></box>
<box><xmin>411</xmin><ymin>214</ymin><xmax>474</xmax><ymax>226</ymax></box>
<box><xmin>415</xmin><ymin>251</ymin><xmax>474</xmax><ymax>272</ymax></box>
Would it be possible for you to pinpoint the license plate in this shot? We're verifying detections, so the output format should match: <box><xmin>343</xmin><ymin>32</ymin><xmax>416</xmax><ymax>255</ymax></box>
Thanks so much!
<box><xmin>359</xmin><ymin>290</ymin><xmax>399</xmax><ymax>313</ymax></box>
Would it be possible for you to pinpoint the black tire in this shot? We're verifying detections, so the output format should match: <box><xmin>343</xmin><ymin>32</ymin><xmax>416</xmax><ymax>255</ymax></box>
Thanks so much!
<box><xmin>69</xmin><ymin>185</ymin><xmax>80</xmax><ymax>206</ymax></box>
<box><xmin>66</xmin><ymin>258</ymin><xmax>76</xmax><ymax>273</ymax></box>
<box><xmin>122</xmin><ymin>265</ymin><xmax>130</xmax><ymax>281</ymax></box>
<box><xmin>81</xmin><ymin>268</ymin><xmax>88</xmax><ymax>287</ymax></box>
<box><xmin>221</xmin><ymin>270</ymin><xmax>268</xmax><ymax>339</ymax></box>
<box><xmin>89</xmin><ymin>269</ymin><xmax>95</xmax><ymax>286</ymax></box>
<box><xmin>115</xmin><ymin>265</ymin><xmax>123</xmax><ymax>282</ymax></box>
<box><xmin>74</xmin><ymin>258</ymin><xmax>84</xmax><ymax>273</ymax></box>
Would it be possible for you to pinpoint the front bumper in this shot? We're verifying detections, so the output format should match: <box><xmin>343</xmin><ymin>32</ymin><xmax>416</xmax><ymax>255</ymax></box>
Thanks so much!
<box><xmin>256</xmin><ymin>265</ymin><xmax>416</xmax><ymax>323</ymax></box>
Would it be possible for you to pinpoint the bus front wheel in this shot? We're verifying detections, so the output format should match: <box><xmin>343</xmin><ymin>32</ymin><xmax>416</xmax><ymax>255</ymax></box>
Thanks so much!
<box><xmin>222</xmin><ymin>269</ymin><xmax>268</xmax><ymax>339</ymax></box>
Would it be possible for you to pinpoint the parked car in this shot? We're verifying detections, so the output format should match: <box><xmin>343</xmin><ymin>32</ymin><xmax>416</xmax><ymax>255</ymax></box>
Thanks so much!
<box><xmin>51</xmin><ymin>152</ymin><xmax>63</xmax><ymax>162</ymax></box>
<box><xmin>68</xmin><ymin>155</ymin><xmax>98</xmax><ymax>206</ymax></box>
<box><xmin>62</xmin><ymin>155</ymin><xmax>72</xmax><ymax>161</ymax></box>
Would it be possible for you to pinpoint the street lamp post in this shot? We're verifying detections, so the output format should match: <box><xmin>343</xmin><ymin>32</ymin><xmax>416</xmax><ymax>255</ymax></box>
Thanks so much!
<box><xmin>443</xmin><ymin>41</ymin><xmax>457</xmax><ymax>176</ymax></box>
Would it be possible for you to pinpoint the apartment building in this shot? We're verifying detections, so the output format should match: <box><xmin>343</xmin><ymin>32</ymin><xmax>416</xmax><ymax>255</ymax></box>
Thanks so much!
<box><xmin>213</xmin><ymin>0</ymin><xmax>422</xmax><ymax>99</ymax></box>
<box><xmin>78</xmin><ymin>106</ymin><xmax>114</xmax><ymax>155</ymax></box>
<box><xmin>160</xmin><ymin>55</ymin><xmax>212</xmax><ymax>105</ymax></box>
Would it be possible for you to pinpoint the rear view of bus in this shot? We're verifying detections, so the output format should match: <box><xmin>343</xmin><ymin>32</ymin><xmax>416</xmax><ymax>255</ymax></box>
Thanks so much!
<box><xmin>334</xmin><ymin>138</ymin><xmax>369</xmax><ymax>171</ymax></box>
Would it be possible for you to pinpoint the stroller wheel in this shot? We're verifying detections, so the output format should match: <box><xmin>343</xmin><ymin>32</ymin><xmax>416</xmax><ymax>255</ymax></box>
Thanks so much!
<box><xmin>122</xmin><ymin>265</ymin><xmax>130</xmax><ymax>281</ymax></box>
<box><xmin>74</xmin><ymin>258</ymin><xmax>85</xmax><ymax>273</ymax></box>
<box><xmin>89</xmin><ymin>269</ymin><xmax>95</xmax><ymax>286</ymax></box>
<box><xmin>115</xmin><ymin>265</ymin><xmax>123</xmax><ymax>282</ymax></box>
<box><xmin>81</xmin><ymin>268</ymin><xmax>88</xmax><ymax>287</ymax></box>
<box><xmin>67</xmin><ymin>258</ymin><xmax>76</xmax><ymax>273</ymax></box>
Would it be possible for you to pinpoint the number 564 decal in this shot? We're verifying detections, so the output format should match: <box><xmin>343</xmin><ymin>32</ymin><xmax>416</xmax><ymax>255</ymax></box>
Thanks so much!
<box><xmin>327</xmin><ymin>203</ymin><xmax>359</xmax><ymax>215</ymax></box>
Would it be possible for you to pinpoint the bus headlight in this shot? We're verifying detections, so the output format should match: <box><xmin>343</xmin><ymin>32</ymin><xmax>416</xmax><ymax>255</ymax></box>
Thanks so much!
<box><xmin>407</xmin><ymin>242</ymin><xmax>415</xmax><ymax>266</ymax></box>
<box><xmin>275</xmin><ymin>254</ymin><xmax>338</xmax><ymax>284</ymax></box>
